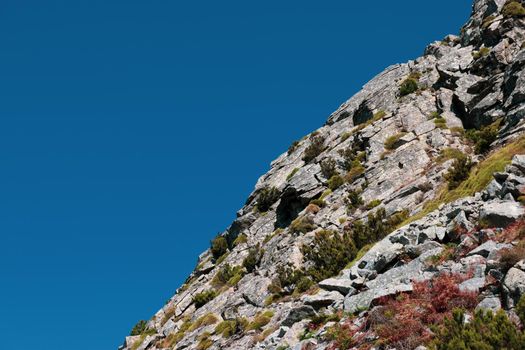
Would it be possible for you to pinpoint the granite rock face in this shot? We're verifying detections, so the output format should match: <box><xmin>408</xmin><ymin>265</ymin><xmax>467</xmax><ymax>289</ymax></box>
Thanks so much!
<box><xmin>120</xmin><ymin>1</ymin><xmax>525</xmax><ymax>349</ymax></box>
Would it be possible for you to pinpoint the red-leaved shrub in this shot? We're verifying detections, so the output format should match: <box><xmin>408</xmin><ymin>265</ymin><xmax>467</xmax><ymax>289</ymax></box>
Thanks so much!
<box><xmin>369</xmin><ymin>273</ymin><xmax>478</xmax><ymax>349</ymax></box>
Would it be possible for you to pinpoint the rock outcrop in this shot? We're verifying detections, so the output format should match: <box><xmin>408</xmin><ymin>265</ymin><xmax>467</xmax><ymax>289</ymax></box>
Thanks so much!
<box><xmin>120</xmin><ymin>1</ymin><xmax>525</xmax><ymax>349</ymax></box>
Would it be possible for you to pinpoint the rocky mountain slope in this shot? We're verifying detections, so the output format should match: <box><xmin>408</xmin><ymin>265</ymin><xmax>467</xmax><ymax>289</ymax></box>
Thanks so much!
<box><xmin>121</xmin><ymin>1</ymin><xmax>525</xmax><ymax>349</ymax></box>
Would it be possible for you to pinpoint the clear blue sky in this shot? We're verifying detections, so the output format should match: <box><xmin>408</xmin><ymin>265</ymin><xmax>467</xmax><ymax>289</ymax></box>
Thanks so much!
<box><xmin>0</xmin><ymin>1</ymin><xmax>472</xmax><ymax>349</ymax></box>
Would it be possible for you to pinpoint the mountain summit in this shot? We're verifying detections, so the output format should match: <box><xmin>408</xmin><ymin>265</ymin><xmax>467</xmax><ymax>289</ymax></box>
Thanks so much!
<box><xmin>121</xmin><ymin>1</ymin><xmax>525</xmax><ymax>349</ymax></box>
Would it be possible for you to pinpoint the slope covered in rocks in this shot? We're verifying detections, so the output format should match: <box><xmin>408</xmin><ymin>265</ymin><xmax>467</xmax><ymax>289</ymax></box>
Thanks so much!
<box><xmin>121</xmin><ymin>1</ymin><xmax>525</xmax><ymax>349</ymax></box>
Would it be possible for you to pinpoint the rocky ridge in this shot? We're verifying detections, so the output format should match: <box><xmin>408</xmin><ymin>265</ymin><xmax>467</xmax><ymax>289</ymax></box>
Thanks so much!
<box><xmin>121</xmin><ymin>1</ymin><xmax>525</xmax><ymax>349</ymax></box>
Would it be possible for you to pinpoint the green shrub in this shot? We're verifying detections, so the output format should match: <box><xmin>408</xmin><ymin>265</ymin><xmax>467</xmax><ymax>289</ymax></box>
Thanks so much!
<box><xmin>210</xmin><ymin>235</ymin><xmax>228</xmax><ymax>260</ymax></box>
<box><xmin>302</xmin><ymin>135</ymin><xmax>326</xmax><ymax>163</ymax></box>
<box><xmin>287</xmin><ymin>140</ymin><xmax>300</xmax><ymax>155</ymax></box>
<box><xmin>310</xmin><ymin>198</ymin><xmax>326</xmax><ymax>208</ymax></box>
<box><xmin>286</xmin><ymin>168</ymin><xmax>299</xmax><ymax>181</ymax></box>
<box><xmin>130</xmin><ymin>320</ymin><xmax>150</xmax><ymax>336</ymax></box>
<box><xmin>444</xmin><ymin>154</ymin><xmax>473</xmax><ymax>190</ymax></box>
<box><xmin>257</xmin><ymin>186</ymin><xmax>280</xmax><ymax>212</ymax></box>
<box><xmin>399</xmin><ymin>78</ymin><xmax>419</xmax><ymax>96</ymax></box>
<box><xmin>349</xmin><ymin>208</ymin><xmax>401</xmax><ymax>248</ymax></box>
<box><xmin>384</xmin><ymin>132</ymin><xmax>407</xmax><ymax>150</ymax></box>
<box><xmin>189</xmin><ymin>313</ymin><xmax>219</xmax><ymax>331</ymax></box>
<box><xmin>295</xmin><ymin>276</ymin><xmax>314</xmax><ymax>293</ymax></box>
<box><xmin>434</xmin><ymin>116</ymin><xmax>448</xmax><ymax>129</ymax></box>
<box><xmin>346</xmin><ymin>190</ymin><xmax>364</xmax><ymax>210</ymax></box>
<box><xmin>482</xmin><ymin>15</ymin><xmax>496</xmax><ymax>29</ymax></box>
<box><xmin>340</xmin><ymin>132</ymin><xmax>352</xmax><ymax>141</ymax></box>
<box><xmin>320</xmin><ymin>157</ymin><xmax>338</xmax><ymax>179</ymax></box>
<box><xmin>212</xmin><ymin>263</ymin><xmax>244</xmax><ymax>288</ymax></box>
<box><xmin>268</xmin><ymin>265</ymin><xmax>309</xmax><ymax>296</ymax></box>
<box><xmin>215</xmin><ymin>318</ymin><xmax>248</xmax><ymax>338</ymax></box>
<box><xmin>233</xmin><ymin>233</ymin><xmax>247</xmax><ymax>246</ymax></box>
<box><xmin>192</xmin><ymin>290</ymin><xmax>217</xmax><ymax>308</ymax></box>
<box><xmin>247</xmin><ymin>310</ymin><xmax>274</xmax><ymax>331</ymax></box>
<box><xmin>345</xmin><ymin>164</ymin><xmax>365</xmax><ymax>183</ymax></box>
<box><xmin>437</xmin><ymin>148</ymin><xmax>465</xmax><ymax>163</ymax></box>
<box><xmin>366</xmin><ymin>199</ymin><xmax>382</xmax><ymax>210</ymax></box>
<box><xmin>290</xmin><ymin>215</ymin><xmax>316</xmax><ymax>234</ymax></box>
<box><xmin>502</xmin><ymin>1</ymin><xmax>525</xmax><ymax>18</ymax></box>
<box><xmin>242</xmin><ymin>245</ymin><xmax>262</xmax><ymax>273</ymax></box>
<box><xmin>302</xmin><ymin>229</ymin><xmax>357</xmax><ymax>282</ymax></box>
<box><xmin>466</xmin><ymin>123</ymin><xmax>499</xmax><ymax>154</ymax></box>
<box><xmin>196</xmin><ymin>332</ymin><xmax>213</xmax><ymax>350</ymax></box>
<box><xmin>328</xmin><ymin>174</ymin><xmax>345</xmax><ymax>190</ymax></box>
<box><xmin>434</xmin><ymin>308</ymin><xmax>525</xmax><ymax>350</ymax></box>
<box><xmin>472</xmin><ymin>47</ymin><xmax>490</xmax><ymax>59</ymax></box>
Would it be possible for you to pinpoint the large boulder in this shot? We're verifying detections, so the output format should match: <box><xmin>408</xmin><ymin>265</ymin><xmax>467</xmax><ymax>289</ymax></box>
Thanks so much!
<box><xmin>479</xmin><ymin>201</ymin><xmax>524</xmax><ymax>227</ymax></box>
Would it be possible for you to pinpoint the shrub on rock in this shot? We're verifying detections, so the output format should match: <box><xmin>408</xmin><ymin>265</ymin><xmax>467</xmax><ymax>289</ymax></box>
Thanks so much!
<box><xmin>302</xmin><ymin>135</ymin><xmax>326</xmax><ymax>163</ymax></box>
<box><xmin>399</xmin><ymin>78</ymin><xmax>419</xmax><ymax>96</ymax></box>
<box><xmin>257</xmin><ymin>186</ymin><xmax>280</xmax><ymax>212</ymax></box>
<box><xmin>444</xmin><ymin>153</ymin><xmax>473</xmax><ymax>190</ymax></box>
<box><xmin>320</xmin><ymin>157</ymin><xmax>338</xmax><ymax>179</ymax></box>
<box><xmin>192</xmin><ymin>290</ymin><xmax>218</xmax><ymax>308</ymax></box>
<box><xmin>210</xmin><ymin>235</ymin><xmax>228</xmax><ymax>260</ymax></box>
<box><xmin>502</xmin><ymin>1</ymin><xmax>525</xmax><ymax>18</ymax></box>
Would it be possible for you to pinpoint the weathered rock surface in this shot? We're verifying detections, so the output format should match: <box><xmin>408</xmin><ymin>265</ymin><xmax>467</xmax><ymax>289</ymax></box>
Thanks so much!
<box><xmin>119</xmin><ymin>1</ymin><xmax>525</xmax><ymax>349</ymax></box>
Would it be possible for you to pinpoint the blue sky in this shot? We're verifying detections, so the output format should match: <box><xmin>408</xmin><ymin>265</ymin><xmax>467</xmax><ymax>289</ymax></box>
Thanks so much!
<box><xmin>0</xmin><ymin>1</ymin><xmax>472</xmax><ymax>349</ymax></box>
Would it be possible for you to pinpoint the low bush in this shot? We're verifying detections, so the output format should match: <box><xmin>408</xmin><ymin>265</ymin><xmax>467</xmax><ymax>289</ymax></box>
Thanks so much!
<box><xmin>243</xmin><ymin>245</ymin><xmax>262</xmax><ymax>273</ymax></box>
<box><xmin>290</xmin><ymin>215</ymin><xmax>317</xmax><ymax>234</ymax></box>
<box><xmin>384</xmin><ymin>133</ymin><xmax>407</xmax><ymax>150</ymax></box>
<box><xmin>345</xmin><ymin>190</ymin><xmax>364</xmax><ymax>211</ymax></box>
<box><xmin>344</xmin><ymin>164</ymin><xmax>365</xmax><ymax>183</ymax></box>
<box><xmin>399</xmin><ymin>78</ymin><xmax>419</xmax><ymax>96</ymax></box>
<box><xmin>196</xmin><ymin>332</ymin><xmax>213</xmax><ymax>350</ymax></box>
<box><xmin>189</xmin><ymin>313</ymin><xmax>218</xmax><ymax>331</ymax></box>
<box><xmin>502</xmin><ymin>1</ymin><xmax>525</xmax><ymax>18</ymax></box>
<box><xmin>268</xmin><ymin>265</ymin><xmax>308</xmax><ymax>296</ymax></box>
<box><xmin>130</xmin><ymin>320</ymin><xmax>150</xmax><ymax>336</ymax></box>
<box><xmin>233</xmin><ymin>233</ymin><xmax>247</xmax><ymax>246</ymax></box>
<box><xmin>320</xmin><ymin>157</ymin><xmax>338</xmax><ymax>179</ymax></box>
<box><xmin>257</xmin><ymin>186</ymin><xmax>280</xmax><ymax>212</ymax></box>
<box><xmin>286</xmin><ymin>167</ymin><xmax>299</xmax><ymax>181</ymax></box>
<box><xmin>444</xmin><ymin>153</ymin><xmax>473</xmax><ymax>190</ymax></box>
<box><xmin>327</xmin><ymin>174</ymin><xmax>345</xmax><ymax>190</ymax></box>
<box><xmin>434</xmin><ymin>116</ymin><xmax>448</xmax><ymax>129</ymax></box>
<box><xmin>472</xmin><ymin>46</ymin><xmax>490</xmax><ymax>59</ymax></box>
<box><xmin>192</xmin><ymin>290</ymin><xmax>218</xmax><ymax>308</ymax></box>
<box><xmin>212</xmin><ymin>263</ymin><xmax>244</xmax><ymax>288</ymax></box>
<box><xmin>287</xmin><ymin>140</ymin><xmax>300</xmax><ymax>155</ymax></box>
<box><xmin>310</xmin><ymin>198</ymin><xmax>326</xmax><ymax>208</ymax></box>
<box><xmin>433</xmin><ymin>308</ymin><xmax>525</xmax><ymax>350</ymax></box>
<box><xmin>498</xmin><ymin>241</ymin><xmax>525</xmax><ymax>271</ymax></box>
<box><xmin>466</xmin><ymin>123</ymin><xmax>499</xmax><ymax>154</ymax></box>
<box><xmin>302</xmin><ymin>229</ymin><xmax>357</xmax><ymax>282</ymax></box>
<box><xmin>247</xmin><ymin>310</ymin><xmax>274</xmax><ymax>331</ymax></box>
<box><xmin>302</xmin><ymin>135</ymin><xmax>326</xmax><ymax>163</ymax></box>
<box><xmin>295</xmin><ymin>276</ymin><xmax>314</xmax><ymax>293</ymax></box>
<box><xmin>215</xmin><ymin>318</ymin><xmax>248</xmax><ymax>338</ymax></box>
<box><xmin>366</xmin><ymin>199</ymin><xmax>382</xmax><ymax>210</ymax></box>
<box><xmin>210</xmin><ymin>235</ymin><xmax>228</xmax><ymax>260</ymax></box>
<box><xmin>370</xmin><ymin>273</ymin><xmax>478</xmax><ymax>350</ymax></box>
<box><xmin>437</xmin><ymin>147</ymin><xmax>465</xmax><ymax>163</ymax></box>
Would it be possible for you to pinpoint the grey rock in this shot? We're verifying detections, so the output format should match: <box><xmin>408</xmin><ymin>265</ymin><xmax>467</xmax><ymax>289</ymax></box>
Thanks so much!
<box><xmin>459</xmin><ymin>277</ymin><xmax>485</xmax><ymax>292</ymax></box>
<box><xmin>318</xmin><ymin>278</ymin><xmax>356</xmax><ymax>295</ymax></box>
<box><xmin>282</xmin><ymin>306</ymin><xmax>316</xmax><ymax>327</ymax></box>
<box><xmin>476</xmin><ymin>296</ymin><xmax>502</xmax><ymax>312</ymax></box>
<box><xmin>480</xmin><ymin>201</ymin><xmax>525</xmax><ymax>227</ymax></box>
<box><xmin>302</xmin><ymin>291</ymin><xmax>344</xmax><ymax>309</ymax></box>
<box><xmin>467</xmin><ymin>240</ymin><xmax>503</xmax><ymax>258</ymax></box>
<box><xmin>344</xmin><ymin>283</ymin><xmax>413</xmax><ymax>314</ymax></box>
<box><xmin>504</xmin><ymin>267</ymin><xmax>525</xmax><ymax>306</ymax></box>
